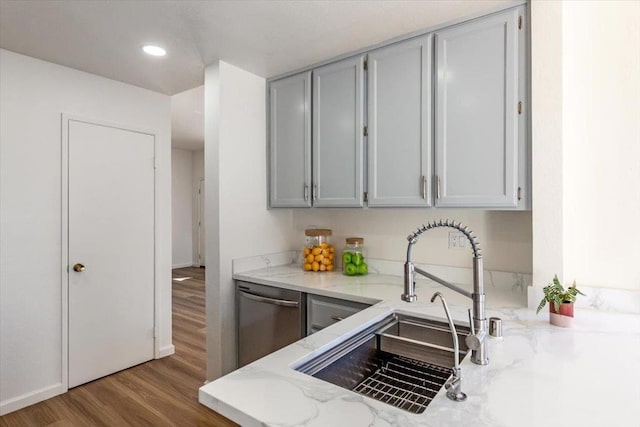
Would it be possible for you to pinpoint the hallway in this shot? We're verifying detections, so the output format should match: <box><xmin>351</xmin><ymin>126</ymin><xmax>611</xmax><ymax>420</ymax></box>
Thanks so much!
<box><xmin>0</xmin><ymin>267</ymin><xmax>235</xmax><ymax>426</ymax></box>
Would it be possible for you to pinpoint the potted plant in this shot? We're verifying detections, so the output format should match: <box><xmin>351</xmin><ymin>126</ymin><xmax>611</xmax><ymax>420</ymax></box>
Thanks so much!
<box><xmin>536</xmin><ymin>275</ymin><xmax>586</xmax><ymax>327</ymax></box>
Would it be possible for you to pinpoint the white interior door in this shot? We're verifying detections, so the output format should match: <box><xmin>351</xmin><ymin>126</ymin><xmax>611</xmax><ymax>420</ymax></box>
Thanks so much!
<box><xmin>198</xmin><ymin>178</ymin><xmax>205</xmax><ymax>267</ymax></box>
<box><xmin>68</xmin><ymin>119</ymin><xmax>155</xmax><ymax>388</ymax></box>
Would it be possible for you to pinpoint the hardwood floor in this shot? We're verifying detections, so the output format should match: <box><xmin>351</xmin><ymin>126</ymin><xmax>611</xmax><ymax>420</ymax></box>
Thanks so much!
<box><xmin>1</xmin><ymin>267</ymin><xmax>237</xmax><ymax>427</ymax></box>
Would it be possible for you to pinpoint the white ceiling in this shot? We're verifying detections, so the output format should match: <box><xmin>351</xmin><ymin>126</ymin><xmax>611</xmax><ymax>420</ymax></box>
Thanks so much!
<box><xmin>0</xmin><ymin>0</ymin><xmax>520</xmax><ymax>150</ymax></box>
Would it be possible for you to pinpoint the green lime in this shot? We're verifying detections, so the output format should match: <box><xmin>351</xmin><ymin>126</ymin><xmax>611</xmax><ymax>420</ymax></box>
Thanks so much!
<box><xmin>345</xmin><ymin>263</ymin><xmax>357</xmax><ymax>276</ymax></box>
<box><xmin>357</xmin><ymin>262</ymin><xmax>368</xmax><ymax>275</ymax></box>
<box><xmin>342</xmin><ymin>252</ymin><xmax>352</xmax><ymax>265</ymax></box>
<box><xmin>352</xmin><ymin>253</ymin><xmax>364</xmax><ymax>266</ymax></box>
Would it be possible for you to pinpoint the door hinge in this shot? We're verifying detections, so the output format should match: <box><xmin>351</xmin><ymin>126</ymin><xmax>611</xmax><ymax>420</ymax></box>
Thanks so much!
<box><xmin>517</xmin><ymin>187</ymin><xmax>522</xmax><ymax>201</ymax></box>
<box><xmin>364</xmin><ymin>191</ymin><xmax>368</xmax><ymax>203</ymax></box>
<box><xmin>363</xmin><ymin>126</ymin><xmax>368</xmax><ymax>137</ymax></box>
<box><xmin>518</xmin><ymin>16</ymin><xmax>523</xmax><ymax>30</ymax></box>
<box><xmin>518</xmin><ymin>101</ymin><xmax>522</xmax><ymax>115</ymax></box>
<box><xmin>363</xmin><ymin>59</ymin><xmax>368</xmax><ymax>71</ymax></box>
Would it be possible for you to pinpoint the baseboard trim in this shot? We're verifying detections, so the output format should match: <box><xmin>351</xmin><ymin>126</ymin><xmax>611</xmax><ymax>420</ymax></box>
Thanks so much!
<box><xmin>0</xmin><ymin>382</ymin><xmax>66</xmax><ymax>415</ymax></box>
<box><xmin>158</xmin><ymin>344</ymin><xmax>175</xmax><ymax>358</ymax></box>
<box><xmin>172</xmin><ymin>262</ymin><xmax>194</xmax><ymax>269</ymax></box>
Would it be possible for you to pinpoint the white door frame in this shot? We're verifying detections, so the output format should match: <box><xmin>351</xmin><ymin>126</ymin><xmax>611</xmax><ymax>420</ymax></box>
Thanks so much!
<box><xmin>61</xmin><ymin>113</ymin><xmax>160</xmax><ymax>391</ymax></box>
<box><xmin>197</xmin><ymin>178</ymin><xmax>205</xmax><ymax>267</ymax></box>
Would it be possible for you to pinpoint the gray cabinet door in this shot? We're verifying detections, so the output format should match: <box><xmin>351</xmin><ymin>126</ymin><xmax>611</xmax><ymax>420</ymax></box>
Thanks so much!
<box><xmin>269</xmin><ymin>71</ymin><xmax>312</xmax><ymax>207</ymax></box>
<box><xmin>367</xmin><ymin>35</ymin><xmax>433</xmax><ymax>207</ymax></box>
<box><xmin>313</xmin><ymin>56</ymin><xmax>365</xmax><ymax>207</ymax></box>
<box><xmin>435</xmin><ymin>8</ymin><xmax>521</xmax><ymax>208</ymax></box>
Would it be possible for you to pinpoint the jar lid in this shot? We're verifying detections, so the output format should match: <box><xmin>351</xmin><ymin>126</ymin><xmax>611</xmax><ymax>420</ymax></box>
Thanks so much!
<box><xmin>346</xmin><ymin>237</ymin><xmax>364</xmax><ymax>244</ymax></box>
<box><xmin>305</xmin><ymin>228</ymin><xmax>332</xmax><ymax>237</ymax></box>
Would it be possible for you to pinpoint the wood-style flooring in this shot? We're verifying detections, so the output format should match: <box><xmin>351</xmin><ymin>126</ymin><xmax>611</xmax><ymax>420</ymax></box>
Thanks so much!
<box><xmin>1</xmin><ymin>267</ymin><xmax>237</xmax><ymax>427</ymax></box>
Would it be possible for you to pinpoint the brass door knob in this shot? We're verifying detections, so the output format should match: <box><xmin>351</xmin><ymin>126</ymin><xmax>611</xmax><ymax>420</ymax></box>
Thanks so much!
<box><xmin>73</xmin><ymin>263</ymin><xmax>86</xmax><ymax>272</ymax></box>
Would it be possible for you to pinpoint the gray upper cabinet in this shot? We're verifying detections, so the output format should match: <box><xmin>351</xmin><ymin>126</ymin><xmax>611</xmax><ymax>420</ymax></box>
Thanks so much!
<box><xmin>269</xmin><ymin>71</ymin><xmax>312</xmax><ymax>208</ymax></box>
<box><xmin>434</xmin><ymin>8</ymin><xmax>523</xmax><ymax>208</ymax></box>
<box><xmin>312</xmin><ymin>56</ymin><xmax>365</xmax><ymax>207</ymax></box>
<box><xmin>367</xmin><ymin>35</ymin><xmax>433</xmax><ymax>207</ymax></box>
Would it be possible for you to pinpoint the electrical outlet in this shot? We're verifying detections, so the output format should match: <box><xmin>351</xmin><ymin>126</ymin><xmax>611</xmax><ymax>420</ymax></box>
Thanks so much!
<box><xmin>448</xmin><ymin>232</ymin><xmax>467</xmax><ymax>250</ymax></box>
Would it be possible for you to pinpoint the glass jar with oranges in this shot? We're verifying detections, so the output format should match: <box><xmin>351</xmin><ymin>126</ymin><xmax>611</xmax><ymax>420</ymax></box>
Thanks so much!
<box><xmin>302</xmin><ymin>228</ymin><xmax>335</xmax><ymax>272</ymax></box>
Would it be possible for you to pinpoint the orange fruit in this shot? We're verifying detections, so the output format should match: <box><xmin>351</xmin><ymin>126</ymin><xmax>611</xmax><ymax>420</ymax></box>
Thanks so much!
<box><xmin>304</xmin><ymin>247</ymin><xmax>311</xmax><ymax>256</ymax></box>
<box><xmin>322</xmin><ymin>257</ymin><xmax>331</xmax><ymax>265</ymax></box>
<box><xmin>303</xmin><ymin>263</ymin><xmax>312</xmax><ymax>271</ymax></box>
<box><xmin>327</xmin><ymin>264</ymin><xmax>334</xmax><ymax>271</ymax></box>
<box><xmin>311</xmin><ymin>247</ymin><xmax>322</xmax><ymax>256</ymax></box>
<box><xmin>319</xmin><ymin>264</ymin><xmax>327</xmax><ymax>271</ymax></box>
<box><xmin>311</xmin><ymin>261</ymin><xmax>320</xmax><ymax>271</ymax></box>
<box><xmin>314</xmin><ymin>254</ymin><xmax>324</xmax><ymax>262</ymax></box>
<box><xmin>306</xmin><ymin>254</ymin><xmax>314</xmax><ymax>263</ymax></box>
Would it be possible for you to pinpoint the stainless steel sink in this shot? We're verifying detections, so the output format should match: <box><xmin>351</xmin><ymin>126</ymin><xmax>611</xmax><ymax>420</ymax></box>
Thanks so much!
<box><xmin>295</xmin><ymin>313</ymin><xmax>470</xmax><ymax>414</ymax></box>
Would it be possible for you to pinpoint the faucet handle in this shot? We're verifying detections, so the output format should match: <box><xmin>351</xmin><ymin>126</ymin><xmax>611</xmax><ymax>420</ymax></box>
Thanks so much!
<box><xmin>467</xmin><ymin>308</ymin><xmax>475</xmax><ymax>335</ymax></box>
<box><xmin>465</xmin><ymin>308</ymin><xmax>486</xmax><ymax>351</ymax></box>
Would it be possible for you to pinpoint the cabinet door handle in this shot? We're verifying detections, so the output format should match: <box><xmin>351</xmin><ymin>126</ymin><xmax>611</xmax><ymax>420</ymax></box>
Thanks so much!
<box><xmin>313</xmin><ymin>184</ymin><xmax>317</xmax><ymax>201</ymax></box>
<box><xmin>421</xmin><ymin>175</ymin><xmax>427</xmax><ymax>199</ymax></box>
<box><xmin>304</xmin><ymin>184</ymin><xmax>309</xmax><ymax>201</ymax></box>
<box><xmin>436</xmin><ymin>175</ymin><xmax>441</xmax><ymax>199</ymax></box>
<box><xmin>239</xmin><ymin>291</ymin><xmax>299</xmax><ymax>308</ymax></box>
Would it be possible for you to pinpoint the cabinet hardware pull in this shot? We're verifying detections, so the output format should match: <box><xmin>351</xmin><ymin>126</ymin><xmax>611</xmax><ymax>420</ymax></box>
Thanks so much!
<box><xmin>517</xmin><ymin>186</ymin><xmax>522</xmax><ymax>201</ymax></box>
<box><xmin>518</xmin><ymin>16</ymin><xmax>522</xmax><ymax>30</ymax></box>
<box><xmin>313</xmin><ymin>184</ymin><xmax>317</xmax><ymax>201</ymax></box>
<box><xmin>239</xmin><ymin>291</ymin><xmax>299</xmax><ymax>308</ymax></box>
<box><xmin>436</xmin><ymin>175</ymin><xmax>441</xmax><ymax>199</ymax></box>
<box><xmin>364</xmin><ymin>191</ymin><xmax>368</xmax><ymax>203</ymax></box>
<box><xmin>363</xmin><ymin>126</ymin><xmax>368</xmax><ymax>137</ymax></box>
<box><xmin>421</xmin><ymin>175</ymin><xmax>427</xmax><ymax>199</ymax></box>
<box><xmin>518</xmin><ymin>101</ymin><xmax>522</xmax><ymax>115</ymax></box>
<box><xmin>304</xmin><ymin>184</ymin><xmax>309</xmax><ymax>201</ymax></box>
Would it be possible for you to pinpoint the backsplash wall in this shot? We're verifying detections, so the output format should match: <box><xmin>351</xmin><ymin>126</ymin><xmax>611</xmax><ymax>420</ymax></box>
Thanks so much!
<box><xmin>291</xmin><ymin>209</ymin><xmax>532</xmax><ymax>274</ymax></box>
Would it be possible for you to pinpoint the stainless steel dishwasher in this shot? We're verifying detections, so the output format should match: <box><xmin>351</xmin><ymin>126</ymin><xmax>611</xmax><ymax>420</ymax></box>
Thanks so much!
<box><xmin>237</xmin><ymin>281</ymin><xmax>306</xmax><ymax>367</ymax></box>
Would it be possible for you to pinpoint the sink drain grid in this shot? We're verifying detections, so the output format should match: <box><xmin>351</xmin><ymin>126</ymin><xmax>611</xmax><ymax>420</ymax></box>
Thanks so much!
<box><xmin>352</xmin><ymin>355</ymin><xmax>451</xmax><ymax>414</ymax></box>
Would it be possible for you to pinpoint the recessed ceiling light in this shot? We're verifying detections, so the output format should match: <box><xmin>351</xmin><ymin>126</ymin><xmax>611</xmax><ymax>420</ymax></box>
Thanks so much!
<box><xmin>142</xmin><ymin>45</ymin><xmax>166</xmax><ymax>57</ymax></box>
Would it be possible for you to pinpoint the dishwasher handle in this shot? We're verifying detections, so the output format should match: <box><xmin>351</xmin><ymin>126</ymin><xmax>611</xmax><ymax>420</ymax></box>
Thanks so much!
<box><xmin>239</xmin><ymin>290</ymin><xmax>300</xmax><ymax>308</ymax></box>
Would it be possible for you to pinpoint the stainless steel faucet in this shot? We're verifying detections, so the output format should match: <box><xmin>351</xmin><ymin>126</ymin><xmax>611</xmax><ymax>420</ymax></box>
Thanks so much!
<box><xmin>402</xmin><ymin>219</ymin><xmax>489</xmax><ymax>365</ymax></box>
<box><xmin>430</xmin><ymin>292</ymin><xmax>467</xmax><ymax>401</ymax></box>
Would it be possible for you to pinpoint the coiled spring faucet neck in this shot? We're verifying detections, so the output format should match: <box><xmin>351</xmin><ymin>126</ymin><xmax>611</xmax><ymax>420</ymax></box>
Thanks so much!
<box><xmin>406</xmin><ymin>219</ymin><xmax>482</xmax><ymax>258</ymax></box>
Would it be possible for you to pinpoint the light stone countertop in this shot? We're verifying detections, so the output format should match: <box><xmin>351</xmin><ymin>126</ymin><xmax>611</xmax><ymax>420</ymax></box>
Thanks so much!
<box><xmin>199</xmin><ymin>265</ymin><xmax>640</xmax><ymax>427</ymax></box>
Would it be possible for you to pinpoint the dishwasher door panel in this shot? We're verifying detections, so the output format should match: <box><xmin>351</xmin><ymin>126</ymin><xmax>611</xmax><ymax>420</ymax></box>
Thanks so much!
<box><xmin>237</xmin><ymin>281</ymin><xmax>305</xmax><ymax>367</ymax></box>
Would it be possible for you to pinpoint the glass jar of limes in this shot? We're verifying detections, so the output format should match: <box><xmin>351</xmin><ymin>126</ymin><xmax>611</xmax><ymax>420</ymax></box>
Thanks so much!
<box><xmin>302</xmin><ymin>229</ymin><xmax>335</xmax><ymax>272</ymax></box>
<box><xmin>343</xmin><ymin>237</ymin><xmax>367</xmax><ymax>276</ymax></box>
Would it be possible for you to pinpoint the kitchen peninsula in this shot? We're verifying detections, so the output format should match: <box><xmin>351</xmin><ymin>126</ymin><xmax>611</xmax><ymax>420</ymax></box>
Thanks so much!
<box><xmin>199</xmin><ymin>257</ymin><xmax>640</xmax><ymax>427</ymax></box>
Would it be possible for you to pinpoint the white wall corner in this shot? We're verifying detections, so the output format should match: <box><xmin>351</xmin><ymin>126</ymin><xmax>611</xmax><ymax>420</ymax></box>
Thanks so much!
<box><xmin>530</xmin><ymin>0</ymin><xmax>564</xmax><ymax>287</ymax></box>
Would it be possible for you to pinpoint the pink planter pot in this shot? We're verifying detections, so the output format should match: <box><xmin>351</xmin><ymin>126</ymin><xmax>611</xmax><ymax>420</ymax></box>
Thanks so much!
<box><xmin>549</xmin><ymin>302</ymin><xmax>574</xmax><ymax>327</ymax></box>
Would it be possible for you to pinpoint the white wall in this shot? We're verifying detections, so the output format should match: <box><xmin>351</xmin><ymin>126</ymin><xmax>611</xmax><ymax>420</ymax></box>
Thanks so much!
<box><xmin>0</xmin><ymin>49</ymin><xmax>173</xmax><ymax>414</ymax></box>
<box><xmin>204</xmin><ymin>61</ymin><xmax>293</xmax><ymax>379</ymax></box>
<box><xmin>192</xmin><ymin>150</ymin><xmax>205</xmax><ymax>265</ymax></box>
<box><xmin>531</xmin><ymin>0</ymin><xmax>640</xmax><ymax>291</ymax></box>
<box><xmin>561</xmin><ymin>1</ymin><xmax>640</xmax><ymax>290</ymax></box>
<box><xmin>292</xmin><ymin>210</ymin><xmax>532</xmax><ymax>273</ymax></box>
<box><xmin>172</xmin><ymin>148</ymin><xmax>194</xmax><ymax>267</ymax></box>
